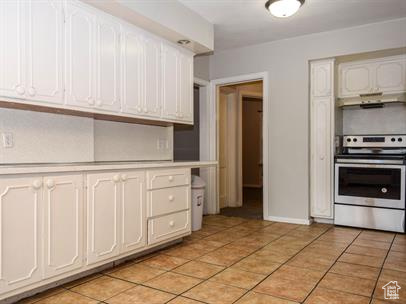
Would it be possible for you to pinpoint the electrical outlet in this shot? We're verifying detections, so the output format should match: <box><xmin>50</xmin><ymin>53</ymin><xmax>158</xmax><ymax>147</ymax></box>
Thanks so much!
<box><xmin>2</xmin><ymin>132</ymin><xmax>13</xmax><ymax>148</ymax></box>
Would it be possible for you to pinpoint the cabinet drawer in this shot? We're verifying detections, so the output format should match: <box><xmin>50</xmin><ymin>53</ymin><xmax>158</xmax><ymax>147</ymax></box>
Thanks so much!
<box><xmin>148</xmin><ymin>186</ymin><xmax>190</xmax><ymax>218</ymax></box>
<box><xmin>147</xmin><ymin>168</ymin><xmax>190</xmax><ymax>190</ymax></box>
<box><xmin>148</xmin><ymin>210</ymin><xmax>190</xmax><ymax>245</ymax></box>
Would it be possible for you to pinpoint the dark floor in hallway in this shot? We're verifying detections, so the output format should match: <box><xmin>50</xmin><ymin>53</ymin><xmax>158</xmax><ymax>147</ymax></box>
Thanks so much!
<box><xmin>220</xmin><ymin>187</ymin><xmax>263</xmax><ymax>219</ymax></box>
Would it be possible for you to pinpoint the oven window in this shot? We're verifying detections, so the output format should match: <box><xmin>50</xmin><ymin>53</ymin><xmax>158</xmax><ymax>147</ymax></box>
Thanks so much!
<box><xmin>338</xmin><ymin>167</ymin><xmax>401</xmax><ymax>200</ymax></box>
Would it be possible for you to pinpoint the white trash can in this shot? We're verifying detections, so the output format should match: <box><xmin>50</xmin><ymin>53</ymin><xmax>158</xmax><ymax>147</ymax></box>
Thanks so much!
<box><xmin>191</xmin><ymin>175</ymin><xmax>206</xmax><ymax>231</ymax></box>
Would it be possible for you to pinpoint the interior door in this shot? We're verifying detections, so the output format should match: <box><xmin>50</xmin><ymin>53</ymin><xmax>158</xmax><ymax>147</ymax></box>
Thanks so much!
<box><xmin>94</xmin><ymin>14</ymin><xmax>121</xmax><ymax>112</ymax></box>
<box><xmin>86</xmin><ymin>172</ymin><xmax>120</xmax><ymax>265</ymax></box>
<box><xmin>26</xmin><ymin>0</ymin><xmax>64</xmax><ymax>105</ymax></box>
<box><xmin>219</xmin><ymin>91</ymin><xmax>228</xmax><ymax>208</ymax></box>
<box><xmin>43</xmin><ymin>174</ymin><xmax>83</xmax><ymax>278</ymax></box>
<box><xmin>65</xmin><ymin>0</ymin><xmax>95</xmax><ymax>109</ymax></box>
<box><xmin>0</xmin><ymin>176</ymin><xmax>43</xmax><ymax>293</ymax></box>
<box><xmin>121</xmin><ymin>26</ymin><xmax>144</xmax><ymax>115</ymax></box>
<box><xmin>121</xmin><ymin>171</ymin><xmax>146</xmax><ymax>253</ymax></box>
<box><xmin>0</xmin><ymin>0</ymin><xmax>25</xmax><ymax>99</ymax></box>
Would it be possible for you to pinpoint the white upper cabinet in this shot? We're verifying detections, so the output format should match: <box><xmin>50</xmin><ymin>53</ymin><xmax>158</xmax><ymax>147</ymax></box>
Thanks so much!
<box><xmin>94</xmin><ymin>14</ymin><xmax>121</xmax><ymax>112</ymax></box>
<box><xmin>178</xmin><ymin>52</ymin><xmax>194</xmax><ymax>122</ymax></box>
<box><xmin>65</xmin><ymin>0</ymin><xmax>95</xmax><ymax>109</ymax></box>
<box><xmin>0</xmin><ymin>176</ymin><xmax>43</xmax><ymax>293</ymax></box>
<box><xmin>86</xmin><ymin>172</ymin><xmax>121</xmax><ymax>265</ymax></box>
<box><xmin>143</xmin><ymin>36</ymin><xmax>161</xmax><ymax>118</ymax></box>
<box><xmin>338</xmin><ymin>55</ymin><xmax>406</xmax><ymax>98</ymax></box>
<box><xmin>26</xmin><ymin>0</ymin><xmax>64</xmax><ymax>104</ymax></box>
<box><xmin>0</xmin><ymin>0</ymin><xmax>63</xmax><ymax>104</ymax></box>
<box><xmin>310</xmin><ymin>59</ymin><xmax>334</xmax><ymax>219</ymax></box>
<box><xmin>121</xmin><ymin>171</ymin><xmax>146</xmax><ymax>253</ymax></box>
<box><xmin>121</xmin><ymin>25</ymin><xmax>144</xmax><ymax>115</ymax></box>
<box><xmin>161</xmin><ymin>44</ymin><xmax>194</xmax><ymax>123</ymax></box>
<box><xmin>161</xmin><ymin>44</ymin><xmax>179</xmax><ymax>120</ymax></box>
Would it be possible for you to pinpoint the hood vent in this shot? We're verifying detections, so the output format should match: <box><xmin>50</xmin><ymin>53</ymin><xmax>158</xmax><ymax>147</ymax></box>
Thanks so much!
<box><xmin>337</xmin><ymin>92</ymin><xmax>406</xmax><ymax>108</ymax></box>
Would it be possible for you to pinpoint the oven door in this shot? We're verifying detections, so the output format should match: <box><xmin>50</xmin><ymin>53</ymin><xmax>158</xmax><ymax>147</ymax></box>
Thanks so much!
<box><xmin>335</xmin><ymin>163</ymin><xmax>405</xmax><ymax>209</ymax></box>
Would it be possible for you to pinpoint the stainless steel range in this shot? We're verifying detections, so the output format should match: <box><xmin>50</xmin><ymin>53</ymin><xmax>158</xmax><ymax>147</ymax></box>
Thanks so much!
<box><xmin>335</xmin><ymin>134</ymin><xmax>406</xmax><ymax>233</ymax></box>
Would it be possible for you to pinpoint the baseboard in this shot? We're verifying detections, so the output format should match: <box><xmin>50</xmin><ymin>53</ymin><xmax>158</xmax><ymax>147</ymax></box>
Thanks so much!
<box><xmin>265</xmin><ymin>215</ymin><xmax>312</xmax><ymax>225</ymax></box>
<box><xmin>313</xmin><ymin>217</ymin><xmax>334</xmax><ymax>224</ymax></box>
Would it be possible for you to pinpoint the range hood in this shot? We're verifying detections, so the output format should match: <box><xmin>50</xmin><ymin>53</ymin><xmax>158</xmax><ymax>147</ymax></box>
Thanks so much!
<box><xmin>337</xmin><ymin>92</ymin><xmax>406</xmax><ymax>109</ymax></box>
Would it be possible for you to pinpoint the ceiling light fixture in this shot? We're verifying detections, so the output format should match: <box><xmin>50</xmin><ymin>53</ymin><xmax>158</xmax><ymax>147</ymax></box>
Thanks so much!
<box><xmin>265</xmin><ymin>0</ymin><xmax>305</xmax><ymax>18</ymax></box>
<box><xmin>177</xmin><ymin>39</ymin><xmax>191</xmax><ymax>45</ymax></box>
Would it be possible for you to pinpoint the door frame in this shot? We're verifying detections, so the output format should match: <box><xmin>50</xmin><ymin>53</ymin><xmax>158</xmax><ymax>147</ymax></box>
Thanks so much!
<box><xmin>208</xmin><ymin>72</ymin><xmax>270</xmax><ymax>219</ymax></box>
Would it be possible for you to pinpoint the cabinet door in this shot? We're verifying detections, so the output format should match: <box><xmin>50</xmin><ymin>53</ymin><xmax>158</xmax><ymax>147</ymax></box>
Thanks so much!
<box><xmin>0</xmin><ymin>0</ymin><xmax>25</xmax><ymax>99</ymax></box>
<box><xmin>338</xmin><ymin>62</ymin><xmax>373</xmax><ymax>97</ymax></box>
<box><xmin>86</xmin><ymin>172</ymin><xmax>120</xmax><ymax>265</ymax></box>
<box><xmin>178</xmin><ymin>52</ymin><xmax>194</xmax><ymax>123</ymax></box>
<box><xmin>94</xmin><ymin>14</ymin><xmax>121</xmax><ymax>112</ymax></box>
<box><xmin>65</xmin><ymin>0</ymin><xmax>95</xmax><ymax>109</ymax></box>
<box><xmin>310</xmin><ymin>97</ymin><xmax>333</xmax><ymax>218</ymax></box>
<box><xmin>121</xmin><ymin>171</ymin><xmax>146</xmax><ymax>254</ymax></box>
<box><xmin>161</xmin><ymin>44</ymin><xmax>179</xmax><ymax>120</ymax></box>
<box><xmin>121</xmin><ymin>26</ymin><xmax>144</xmax><ymax>115</ymax></box>
<box><xmin>0</xmin><ymin>176</ymin><xmax>43</xmax><ymax>293</ymax></box>
<box><xmin>374</xmin><ymin>56</ymin><xmax>406</xmax><ymax>94</ymax></box>
<box><xmin>25</xmin><ymin>0</ymin><xmax>64</xmax><ymax>105</ymax></box>
<box><xmin>143</xmin><ymin>36</ymin><xmax>161</xmax><ymax>117</ymax></box>
<box><xmin>43</xmin><ymin>174</ymin><xmax>83</xmax><ymax>278</ymax></box>
<box><xmin>311</xmin><ymin>61</ymin><xmax>332</xmax><ymax>97</ymax></box>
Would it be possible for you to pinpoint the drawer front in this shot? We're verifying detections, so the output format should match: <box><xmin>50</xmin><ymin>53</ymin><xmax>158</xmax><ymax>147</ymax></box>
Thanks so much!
<box><xmin>148</xmin><ymin>210</ymin><xmax>191</xmax><ymax>245</ymax></box>
<box><xmin>148</xmin><ymin>186</ymin><xmax>190</xmax><ymax>218</ymax></box>
<box><xmin>147</xmin><ymin>168</ymin><xmax>190</xmax><ymax>190</ymax></box>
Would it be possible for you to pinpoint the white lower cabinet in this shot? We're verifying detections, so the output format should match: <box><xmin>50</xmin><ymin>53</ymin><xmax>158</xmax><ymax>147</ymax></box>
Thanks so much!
<box><xmin>121</xmin><ymin>171</ymin><xmax>146</xmax><ymax>253</ymax></box>
<box><xmin>148</xmin><ymin>210</ymin><xmax>191</xmax><ymax>245</ymax></box>
<box><xmin>43</xmin><ymin>174</ymin><xmax>84</xmax><ymax>278</ymax></box>
<box><xmin>86</xmin><ymin>172</ymin><xmax>121</xmax><ymax>265</ymax></box>
<box><xmin>0</xmin><ymin>176</ymin><xmax>43</xmax><ymax>293</ymax></box>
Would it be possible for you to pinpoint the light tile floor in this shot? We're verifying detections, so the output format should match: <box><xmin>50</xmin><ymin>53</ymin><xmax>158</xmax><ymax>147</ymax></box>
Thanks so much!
<box><xmin>18</xmin><ymin>215</ymin><xmax>406</xmax><ymax>304</ymax></box>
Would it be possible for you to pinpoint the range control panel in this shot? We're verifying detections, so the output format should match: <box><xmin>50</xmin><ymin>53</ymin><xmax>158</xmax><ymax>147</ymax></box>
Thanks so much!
<box><xmin>343</xmin><ymin>135</ymin><xmax>406</xmax><ymax>148</ymax></box>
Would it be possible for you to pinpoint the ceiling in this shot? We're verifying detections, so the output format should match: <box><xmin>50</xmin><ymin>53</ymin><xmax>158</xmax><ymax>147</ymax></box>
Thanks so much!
<box><xmin>178</xmin><ymin>0</ymin><xmax>406</xmax><ymax>51</ymax></box>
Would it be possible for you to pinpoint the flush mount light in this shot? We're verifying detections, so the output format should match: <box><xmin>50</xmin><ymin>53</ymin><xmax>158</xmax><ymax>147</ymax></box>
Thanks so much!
<box><xmin>265</xmin><ymin>0</ymin><xmax>305</xmax><ymax>18</ymax></box>
<box><xmin>177</xmin><ymin>39</ymin><xmax>191</xmax><ymax>45</ymax></box>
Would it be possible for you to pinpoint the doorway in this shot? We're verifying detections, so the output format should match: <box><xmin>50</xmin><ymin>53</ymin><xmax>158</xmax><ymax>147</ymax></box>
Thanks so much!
<box><xmin>218</xmin><ymin>81</ymin><xmax>264</xmax><ymax>219</ymax></box>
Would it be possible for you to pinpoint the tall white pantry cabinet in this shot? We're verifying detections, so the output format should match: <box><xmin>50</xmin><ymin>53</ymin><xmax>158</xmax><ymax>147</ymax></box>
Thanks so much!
<box><xmin>310</xmin><ymin>59</ymin><xmax>335</xmax><ymax>219</ymax></box>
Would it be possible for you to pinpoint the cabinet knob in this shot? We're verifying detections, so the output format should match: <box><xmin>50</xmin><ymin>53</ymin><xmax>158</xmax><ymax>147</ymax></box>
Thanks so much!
<box><xmin>87</xmin><ymin>98</ymin><xmax>94</xmax><ymax>105</ymax></box>
<box><xmin>121</xmin><ymin>174</ymin><xmax>128</xmax><ymax>181</ymax></box>
<box><xmin>46</xmin><ymin>179</ymin><xmax>55</xmax><ymax>189</ymax></box>
<box><xmin>96</xmin><ymin>100</ymin><xmax>102</xmax><ymax>106</ymax></box>
<box><xmin>168</xmin><ymin>195</ymin><xmax>174</xmax><ymax>201</ymax></box>
<box><xmin>320</xmin><ymin>155</ymin><xmax>325</xmax><ymax>160</ymax></box>
<box><xmin>168</xmin><ymin>176</ymin><xmax>174</xmax><ymax>182</ymax></box>
<box><xmin>136</xmin><ymin>106</ymin><xmax>142</xmax><ymax>112</ymax></box>
<box><xmin>32</xmin><ymin>180</ymin><xmax>43</xmax><ymax>190</ymax></box>
<box><xmin>179</xmin><ymin>113</ymin><xmax>184</xmax><ymax>118</ymax></box>
<box><xmin>28</xmin><ymin>87</ymin><xmax>36</xmax><ymax>97</ymax></box>
<box><xmin>143</xmin><ymin>108</ymin><xmax>148</xmax><ymax>113</ymax></box>
<box><xmin>113</xmin><ymin>174</ymin><xmax>121</xmax><ymax>183</ymax></box>
<box><xmin>169</xmin><ymin>220</ymin><xmax>175</xmax><ymax>227</ymax></box>
<box><xmin>16</xmin><ymin>85</ymin><xmax>25</xmax><ymax>95</ymax></box>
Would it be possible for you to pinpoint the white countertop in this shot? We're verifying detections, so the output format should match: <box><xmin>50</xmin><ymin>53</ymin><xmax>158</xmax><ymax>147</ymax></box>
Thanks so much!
<box><xmin>0</xmin><ymin>160</ymin><xmax>218</xmax><ymax>175</ymax></box>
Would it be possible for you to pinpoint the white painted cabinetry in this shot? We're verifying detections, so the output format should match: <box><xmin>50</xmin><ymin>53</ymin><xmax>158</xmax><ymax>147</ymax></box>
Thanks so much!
<box><xmin>162</xmin><ymin>44</ymin><xmax>194</xmax><ymax>123</ymax></box>
<box><xmin>338</xmin><ymin>55</ymin><xmax>406</xmax><ymax>97</ymax></box>
<box><xmin>310</xmin><ymin>59</ymin><xmax>335</xmax><ymax>219</ymax></box>
<box><xmin>43</xmin><ymin>174</ymin><xmax>83</xmax><ymax>278</ymax></box>
<box><xmin>86</xmin><ymin>170</ymin><xmax>146</xmax><ymax>264</ymax></box>
<box><xmin>0</xmin><ymin>0</ymin><xmax>64</xmax><ymax>104</ymax></box>
<box><xmin>0</xmin><ymin>176</ymin><xmax>43</xmax><ymax>293</ymax></box>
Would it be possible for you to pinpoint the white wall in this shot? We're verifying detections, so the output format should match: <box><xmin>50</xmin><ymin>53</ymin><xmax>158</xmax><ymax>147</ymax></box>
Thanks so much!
<box><xmin>208</xmin><ymin>18</ymin><xmax>406</xmax><ymax>222</ymax></box>
<box><xmin>94</xmin><ymin>120</ymin><xmax>173</xmax><ymax>162</ymax></box>
<box><xmin>194</xmin><ymin>56</ymin><xmax>211</xmax><ymax>81</ymax></box>
<box><xmin>0</xmin><ymin>109</ymin><xmax>173</xmax><ymax>164</ymax></box>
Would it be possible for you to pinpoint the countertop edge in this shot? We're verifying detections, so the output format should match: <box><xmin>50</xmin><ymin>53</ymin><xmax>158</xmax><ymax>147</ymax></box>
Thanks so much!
<box><xmin>0</xmin><ymin>161</ymin><xmax>218</xmax><ymax>175</ymax></box>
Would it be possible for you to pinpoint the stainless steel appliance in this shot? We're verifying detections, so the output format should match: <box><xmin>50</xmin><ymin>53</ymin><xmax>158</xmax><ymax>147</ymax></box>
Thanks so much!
<box><xmin>335</xmin><ymin>135</ymin><xmax>406</xmax><ymax>232</ymax></box>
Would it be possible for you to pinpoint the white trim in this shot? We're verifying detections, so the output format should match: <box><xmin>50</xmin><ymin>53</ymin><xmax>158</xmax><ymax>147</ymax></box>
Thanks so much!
<box><xmin>194</xmin><ymin>77</ymin><xmax>209</xmax><ymax>87</ymax></box>
<box><xmin>266</xmin><ymin>215</ymin><xmax>313</xmax><ymax>225</ymax></box>
<box><xmin>313</xmin><ymin>217</ymin><xmax>334</xmax><ymax>224</ymax></box>
<box><xmin>209</xmin><ymin>72</ymin><xmax>269</xmax><ymax>219</ymax></box>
